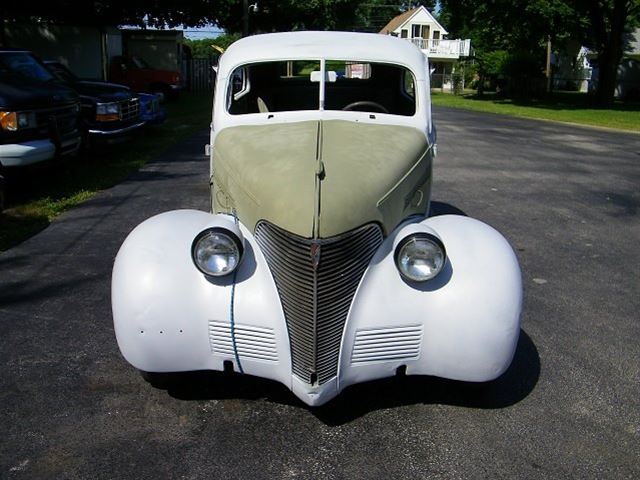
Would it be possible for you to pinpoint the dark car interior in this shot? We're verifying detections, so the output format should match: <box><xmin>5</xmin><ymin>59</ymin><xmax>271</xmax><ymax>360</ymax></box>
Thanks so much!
<box><xmin>228</xmin><ymin>60</ymin><xmax>416</xmax><ymax>116</ymax></box>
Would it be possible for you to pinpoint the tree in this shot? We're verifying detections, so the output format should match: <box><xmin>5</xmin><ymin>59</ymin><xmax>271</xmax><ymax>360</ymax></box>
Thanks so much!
<box><xmin>184</xmin><ymin>34</ymin><xmax>240</xmax><ymax>58</ymax></box>
<box><xmin>439</xmin><ymin>0</ymin><xmax>639</xmax><ymax>104</ymax></box>
<box><xmin>578</xmin><ymin>0</ymin><xmax>640</xmax><ymax>106</ymax></box>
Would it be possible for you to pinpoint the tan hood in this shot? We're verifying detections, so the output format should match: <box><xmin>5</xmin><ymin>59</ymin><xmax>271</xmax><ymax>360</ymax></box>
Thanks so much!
<box><xmin>212</xmin><ymin>121</ymin><xmax>319</xmax><ymax>237</ymax></box>
<box><xmin>212</xmin><ymin>120</ymin><xmax>431</xmax><ymax>238</ymax></box>
<box><xmin>319</xmin><ymin>120</ymin><xmax>431</xmax><ymax>237</ymax></box>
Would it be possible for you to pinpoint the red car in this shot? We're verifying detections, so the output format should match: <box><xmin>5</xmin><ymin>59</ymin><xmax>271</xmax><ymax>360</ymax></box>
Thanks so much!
<box><xmin>109</xmin><ymin>55</ymin><xmax>181</xmax><ymax>100</ymax></box>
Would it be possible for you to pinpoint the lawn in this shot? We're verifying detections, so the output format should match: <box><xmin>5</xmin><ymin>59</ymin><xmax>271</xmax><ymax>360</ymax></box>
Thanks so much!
<box><xmin>0</xmin><ymin>92</ymin><xmax>213</xmax><ymax>252</ymax></box>
<box><xmin>431</xmin><ymin>91</ymin><xmax>640</xmax><ymax>132</ymax></box>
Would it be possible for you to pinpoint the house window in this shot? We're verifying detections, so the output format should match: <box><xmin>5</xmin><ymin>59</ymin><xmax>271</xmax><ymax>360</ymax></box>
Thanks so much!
<box><xmin>400</xmin><ymin>29</ymin><xmax>408</xmax><ymax>38</ymax></box>
<box><xmin>421</xmin><ymin>25</ymin><xmax>430</xmax><ymax>39</ymax></box>
<box><xmin>411</xmin><ymin>25</ymin><xmax>421</xmax><ymax>38</ymax></box>
<box><xmin>433</xmin><ymin>31</ymin><xmax>440</xmax><ymax>40</ymax></box>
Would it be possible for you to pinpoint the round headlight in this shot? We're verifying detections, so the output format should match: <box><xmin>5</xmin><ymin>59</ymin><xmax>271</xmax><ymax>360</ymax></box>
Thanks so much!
<box><xmin>394</xmin><ymin>233</ymin><xmax>446</xmax><ymax>282</ymax></box>
<box><xmin>192</xmin><ymin>228</ymin><xmax>243</xmax><ymax>277</ymax></box>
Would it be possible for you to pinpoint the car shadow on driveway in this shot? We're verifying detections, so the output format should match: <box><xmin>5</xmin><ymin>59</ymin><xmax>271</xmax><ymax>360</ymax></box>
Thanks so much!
<box><xmin>313</xmin><ymin>329</ymin><xmax>539</xmax><ymax>425</ymax></box>
<box><xmin>158</xmin><ymin>329</ymin><xmax>539</xmax><ymax>425</ymax></box>
<box><xmin>429</xmin><ymin>200</ymin><xmax>468</xmax><ymax>217</ymax></box>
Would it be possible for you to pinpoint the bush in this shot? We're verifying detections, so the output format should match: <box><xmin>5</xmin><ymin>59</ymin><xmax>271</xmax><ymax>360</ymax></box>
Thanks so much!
<box><xmin>452</xmin><ymin>71</ymin><xmax>464</xmax><ymax>95</ymax></box>
<box><xmin>475</xmin><ymin>50</ymin><xmax>509</xmax><ymax>94</ymax></box>
<box><xmin>475</xmin><ymin>49</ymin><xmax>546</xmax><ymax>97</ymax></box>
<box><xmin>503</xmin><ymin>51</ymin><xmax>546</xmax><ymax>96</ymax></box>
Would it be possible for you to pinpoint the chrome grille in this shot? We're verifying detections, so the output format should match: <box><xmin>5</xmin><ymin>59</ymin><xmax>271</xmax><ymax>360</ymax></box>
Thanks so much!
<box><xmin>120</xmin><ymin>98</ymin><xmax>140</xmax><ymax>121</ymax></box>
<box><xmin>255</xmin><ymin>221</ymin><xmax>383</xmax><ymax>385</ymax></box>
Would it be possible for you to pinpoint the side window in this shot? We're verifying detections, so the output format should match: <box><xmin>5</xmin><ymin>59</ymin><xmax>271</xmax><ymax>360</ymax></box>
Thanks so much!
<box><xmin>403</xmin><ymin>70</ymin><xmax>415</xmax><ymax>99</ymax></box>
<box><xmin>227</xmin><ymin>67</ymin><xmax>249</xmax><ymax>109</ymax></box>
<box><xmin>231</xmin><ymin>68</ymin><xmax>246</xmax><ymax>97</ymax></box>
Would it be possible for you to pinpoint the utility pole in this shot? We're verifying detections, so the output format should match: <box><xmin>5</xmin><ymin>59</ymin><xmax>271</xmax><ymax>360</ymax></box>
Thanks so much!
<box><xmin>242</xmin><ymin>0</ymin><xmax>249</xmax><ymax>37</ymax></box>
<box><xmin>546</xmin><ymin>35</ymin><xmax>552</xmax><ymax>93</ymax></box>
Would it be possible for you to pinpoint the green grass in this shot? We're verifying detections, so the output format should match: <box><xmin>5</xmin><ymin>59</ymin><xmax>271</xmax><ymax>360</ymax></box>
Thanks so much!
<box><xmin>0</xmin><ymin>92</ymin><xmax>213</xmax><ymax>252</ymax></box>
<box><xmin>431</xmin><ymin>91</ymin><xmax>640</xmax><ymax>132</ymax></box>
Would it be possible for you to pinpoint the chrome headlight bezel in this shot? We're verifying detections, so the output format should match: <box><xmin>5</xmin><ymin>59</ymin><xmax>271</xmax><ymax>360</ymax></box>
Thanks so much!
<box><xmin>191</xmin><ymin>227</ymin><xmax>244</xmax><ymax>277</ymax></box>
<box><xmin>394</xmin><ymin>232</ymin><xmax>447</xmax><ymax>282</ymax></box>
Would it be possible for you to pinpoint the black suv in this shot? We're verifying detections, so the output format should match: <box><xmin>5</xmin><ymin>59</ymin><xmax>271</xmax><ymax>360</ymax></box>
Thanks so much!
<box><xmin>1</xmin><ymin>48</ymin><xmax>82</xmax><ymax>212</ymax></box>
<box><xmin>44</xmin><ymin>61</ymin><xmax>144</xmax><ymax>147</ymax></box>
<box><xmin>0</xmin><ymin>49</ymin><xmax>81</xmax><ymax>166</ymax></box>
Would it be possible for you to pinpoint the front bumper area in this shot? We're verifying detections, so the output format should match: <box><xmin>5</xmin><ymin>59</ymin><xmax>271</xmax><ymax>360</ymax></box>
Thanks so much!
<box><xmin>112</xmin><ymin>210</ymin><xmax>522</xmax><ymax>406</ymax></box>
<box><xmin>0</xmin><ymin>136</ymin><xmax>81</xmax><ymax>167</ymax></box>
<box><xmin>88</xmin><ymin>121</ymin><xmax>145</xmax><ymax>145</ymax></box>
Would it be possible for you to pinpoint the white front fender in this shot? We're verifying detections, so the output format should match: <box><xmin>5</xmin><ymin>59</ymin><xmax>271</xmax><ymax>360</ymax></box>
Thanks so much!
<box><xmin>112</xmin><ymin>210</ymin><xmax>522</xmax><ymax>407</ymax></box>
<box><xmin>111</xmin><ymin>210</ymin><xmax>293</xmax><ymax>388</ymax></box>
<box><xmin>339</xmin><ymin>215</ymin><xmax>522</xmax><ymax>390</ymax></box>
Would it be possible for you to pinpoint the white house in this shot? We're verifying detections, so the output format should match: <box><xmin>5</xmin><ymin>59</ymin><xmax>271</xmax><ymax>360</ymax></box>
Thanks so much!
<box><xmin>379</xmin><ymin>6</ymin><xmax>471</xmax><ymax>88</ymax></box>
<box><xmin>558</xmin><ymin>28</ymin><xmax>640</xmax><ymax>99</ymax></box>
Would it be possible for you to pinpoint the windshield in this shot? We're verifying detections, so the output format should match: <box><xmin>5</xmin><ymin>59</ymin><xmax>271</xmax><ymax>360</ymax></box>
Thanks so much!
<box><xmin>0</xmin><ymin>52</ymin><xmax>56</xmax><ymax>83</ymax></box>
<box><xmin>46</xmin><ymin>62</ymin><xmax>78</xmax><ymax>83</ymax></box>
<box><xmin>131</xmin><ymin>56</ymin><xmax>151</xmax><ymax>69</ymax></box>
<box><xmin>227</xmin><ymin>59</ymin><xmax>416</xmax><ymax>116</ymax></box>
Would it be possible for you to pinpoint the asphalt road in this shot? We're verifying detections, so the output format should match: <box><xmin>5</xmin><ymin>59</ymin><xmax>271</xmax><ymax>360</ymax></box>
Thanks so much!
<box><xmin>1</xmin><ymin>108</ymin><xmax>638</xmax><ymax>479</ymax></box>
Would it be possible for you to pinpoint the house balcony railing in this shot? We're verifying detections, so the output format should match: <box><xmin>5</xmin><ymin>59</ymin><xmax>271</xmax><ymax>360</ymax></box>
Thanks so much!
<box><xmin>408</xmin><ymin>38</ymin><xmax>471</xmax><ymax>58</ymax></box>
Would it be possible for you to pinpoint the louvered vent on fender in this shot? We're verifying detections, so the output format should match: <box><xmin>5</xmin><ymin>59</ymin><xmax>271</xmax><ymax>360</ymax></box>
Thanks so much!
<box><xmin>351</xmin><ymin>326</ymin><xmax>423</xmax><ymax>364</ymax></box>
<box><xmin>209</xmin><ymin>320</ymin><xmax>278</xmax><ymax>362</ymax></box>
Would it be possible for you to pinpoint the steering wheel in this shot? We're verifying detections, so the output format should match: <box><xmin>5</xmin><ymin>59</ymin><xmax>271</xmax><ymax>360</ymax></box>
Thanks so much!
<box><xmin>342</xmin><ymin>101</ymin><xmax>389</xmax><ymax>114</ymax></box>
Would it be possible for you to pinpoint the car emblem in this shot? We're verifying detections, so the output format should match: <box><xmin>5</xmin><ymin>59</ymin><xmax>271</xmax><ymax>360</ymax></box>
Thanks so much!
<box><xmin>310</xmin><ymin>243</ymin><xmax>321</xmax><ymax>270</ymax></box>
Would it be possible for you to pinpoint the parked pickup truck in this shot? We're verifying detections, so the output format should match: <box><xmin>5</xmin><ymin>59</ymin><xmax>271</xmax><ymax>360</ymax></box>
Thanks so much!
<box><xmin>137</xmin><ymin>92</ymin><xmax>166</xmax><ymax>126</ymax></box>
<box><xmin>44</xmin><ymin>61</ymin><xmax>145</xmax><ymax>147</ymax></box>
<box><xmin>109</xmin><ymin>55</ymin><xmax>181</xmax><ymax>101</ymax></box>
<box><xmin>0</xmin><ymin>48</ymin><xmax>81</xmax><ymax>171</ymax></box>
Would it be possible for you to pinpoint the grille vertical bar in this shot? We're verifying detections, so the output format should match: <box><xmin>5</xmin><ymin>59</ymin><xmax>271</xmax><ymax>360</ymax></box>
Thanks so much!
<box><xmin>255</xmin><ymin>221</ymin><xmax>383</xmax><ymax>385</ymax></box>
<box><xmin>120</xmin><ymin>98</ymin><xmax>140</xmax><ymax>121</ymax></box>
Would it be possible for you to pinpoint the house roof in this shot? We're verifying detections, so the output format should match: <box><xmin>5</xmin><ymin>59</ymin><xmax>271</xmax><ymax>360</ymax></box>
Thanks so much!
<box><xmin>379</xmin><ymin>5</ymin><xmax>448</xmax><ymax>36</ymax></box>
<box><xmin>379</xmin><ymin>7</ymin><xmax>419</xmax><ymax>35</ymax></box>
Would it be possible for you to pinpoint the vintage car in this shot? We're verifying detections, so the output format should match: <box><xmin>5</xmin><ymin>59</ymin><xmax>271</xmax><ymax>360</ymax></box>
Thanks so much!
<box><xmin>112</xmin><ymin>32</ymin><xmax>522</xmax><ymax>407</ymax></box>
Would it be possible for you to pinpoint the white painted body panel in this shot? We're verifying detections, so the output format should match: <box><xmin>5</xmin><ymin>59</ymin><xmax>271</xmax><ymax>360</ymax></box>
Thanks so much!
<box><xmin>112</xmin><ymin>210</ymin><xmax>522</xmax><ymax>406</ymax></box>
<box><xmin>217</xmin><ymin>31</ymin><xmax>428</xmax><ymax>81</ymax></box>
<box><xmin>210</xmin><ymin>31</ymin><xmax>435</xmax><ymax>160</ymax></box>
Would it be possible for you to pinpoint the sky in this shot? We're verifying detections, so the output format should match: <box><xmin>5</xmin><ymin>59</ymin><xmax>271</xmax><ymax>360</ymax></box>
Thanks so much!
<box><xmin>182</xmin><ymin>25</ymin><xmax>224</xmax><ymax>39</ymax></box>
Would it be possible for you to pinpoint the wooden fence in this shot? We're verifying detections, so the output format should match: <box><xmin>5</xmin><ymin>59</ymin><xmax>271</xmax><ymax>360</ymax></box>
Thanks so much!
<box><xmin>181</xmin><ymin>58</ymin><xmax>216</xmax><ymax>92</ymax></box>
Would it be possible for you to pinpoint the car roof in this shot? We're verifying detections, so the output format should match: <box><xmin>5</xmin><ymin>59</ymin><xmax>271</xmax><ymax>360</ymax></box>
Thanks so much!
<box><xmin>219</xmin><ymin>31</ymin><xmax>428</xmax><ymax>80</ymax></box>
